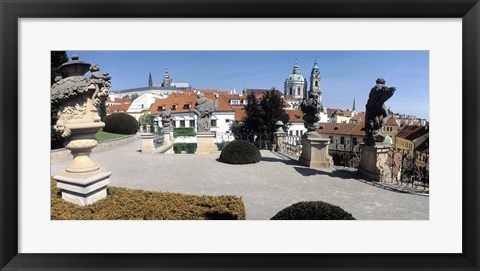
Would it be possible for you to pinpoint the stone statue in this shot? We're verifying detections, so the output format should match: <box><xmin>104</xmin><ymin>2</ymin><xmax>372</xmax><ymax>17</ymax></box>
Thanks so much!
<box><xmin>193</xmin><ymin>93</ymin><xmax>219</xmax><ymax>132</ymax></box>
<box><xmin>364</xmin><ymin>78</ymin><xmax>396</xmax><ymax>145</ymax></box>
<box><xmin>160</xmin><ymin>109</ymin><xmax>173</xmax><ymax>128</ymax></box>
<box><xmin>300</xmin><ymin>92</ymin><xmax>323</xmax><ymax>132</ymax></box>
<box><xmin>90</xmin><ymin>64</ymin><xmax>111</xmax><ymax>106</ymax></box>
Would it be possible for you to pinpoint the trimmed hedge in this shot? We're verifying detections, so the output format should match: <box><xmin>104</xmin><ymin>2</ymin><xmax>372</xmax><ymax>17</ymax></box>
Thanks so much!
<box><xmin>173</xmin><ymin>127</ymin><xmax>196</xmax><ymax>138</ymax></box>
<box><xmin>271</xmin><ymin>201</ymin><xmax>355</xmax><ymax>220</ymax></box>
<box><xmin>51</xmin><ymin>180</ymin><xmax>245</xmax><ymax>220</ymax></box>
<box><xmin>173</xmin><ymin>143</ymin><xmax>197</xmax><ymax>154</ymax></box>
<box><xmin>218</xmin><ymin>140</ymin><xmax>261</xmax><ymax>165</ymax></box>
<box><xmin>103</xmin><ymin>113</ymin><xmax>138</xmax><ymax>135</ymax></box>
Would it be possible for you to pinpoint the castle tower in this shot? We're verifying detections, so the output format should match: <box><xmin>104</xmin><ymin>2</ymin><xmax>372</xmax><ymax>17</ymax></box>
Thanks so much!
<box><xmin>284</xmin><ymin>62</ymin><xmax>307</xmax><ymax>100</ymax></box>
<box><xmin>162</xmin><ymin>67</ymin><xmax>172</xmax><ymax>87</ymax></box>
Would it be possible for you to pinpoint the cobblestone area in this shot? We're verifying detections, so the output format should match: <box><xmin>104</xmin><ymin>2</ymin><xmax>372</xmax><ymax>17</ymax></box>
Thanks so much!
<box><xmin>51</xmin><ymin>139</ymin><xmax>429</xmax><ymax>220</ymax></box>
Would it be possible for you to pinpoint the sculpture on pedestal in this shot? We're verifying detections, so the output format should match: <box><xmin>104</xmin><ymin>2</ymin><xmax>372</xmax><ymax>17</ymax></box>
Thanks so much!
<box><xmin>364</xmin><ymin>78</ymin><xmax>396</xmax><ymax>145</ymax></box>
<box><xmin>51</xmin><ymin>55</ymin><xmax>112</xmax><ymax>206</ymax></box>
<box><xmin>194</xmin><ymin>93</ymin><xmax>219</xmax><ymax>132</ymax></box>
<box><xmin>160</xmin><ymin>109</ymin><xmax>173</xmax><ymax>128</ymax></box>
<box><xmin>300</xmin><ymin>92</ymin><xmax>323</xmax><ymax>132</ymax></box>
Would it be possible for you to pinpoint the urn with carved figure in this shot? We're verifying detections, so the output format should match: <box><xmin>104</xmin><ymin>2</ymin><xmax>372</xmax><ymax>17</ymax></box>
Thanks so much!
<box><xmin>51</xmin><ymin>55</ymin><xmax>112</xmax><ymax>206</ymax></box>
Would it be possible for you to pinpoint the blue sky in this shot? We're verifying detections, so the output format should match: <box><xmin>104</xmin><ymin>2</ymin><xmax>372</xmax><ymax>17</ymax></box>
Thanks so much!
<box><xmin>67</xmin><ymin>51</ymin><xmax>429</xmax><ymax>119</ymax></box>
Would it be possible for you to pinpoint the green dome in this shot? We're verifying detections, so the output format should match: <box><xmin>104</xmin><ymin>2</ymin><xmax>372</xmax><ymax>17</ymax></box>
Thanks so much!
<box><xmin>287</xmin><ymin>74</ymin><xmax>305</xmax><ymax>82</ymax></box>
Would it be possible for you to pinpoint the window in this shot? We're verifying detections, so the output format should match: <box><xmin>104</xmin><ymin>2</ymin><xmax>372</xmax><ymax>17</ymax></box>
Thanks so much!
<box><xmin>340</xmin><ymin>137</ymin><xmax>345</xmax><ymax>144</ymax></box>
<box><xmin>225</xmin><ymin>119</ymin><xmax>231</xmax><ymax>123</ymax></box>
<box><xmin>329</xmin><ymin>136</ymin><xmax>333</xmax><ymax>143</ymax></box>
<box><xmin>172</xmin><ymin>121</ymin><xmax>176</xmax><ymax>128</ymax></box>
<box><xmin>353</xmin><ymin>138</ymin><xmax>357</xmax><ymax>146</ymax></box>
<box><xmin>211</xmin><ymin>119</ymin><xmax>217</xmax><ymax>127</ymax></box>
<box><xmin>180</xmin><ymin>120</ymin><xmax>185</xmax><ymax>127</ymax></box>
<box><xmin>171</xmin><ymin>105</ymin><xmax>177</xmax><ymax>111</ymax></box>
<box><xmin>296</xmin><ymin>130</ymin><xmax>299</xmax><ymax>136</ymax></box>
<box><xmin>183</xmin><ymin>104</ymin><xmax>191</xmax><ymax>110</ymax></box>
<box><xmin>189</xmin><ymin>120</ymin><xmax>195</xmax><ymax>127</ymax></box>
<box><xmin>289</xmin><ymin>87</ymin><xmax>293</xmax><ymax>96</ymax></box>
<box><xmin>315</xmin><ymin>81</ymin><xmax>318</xmax><ymax>87</ymax></box>
<box><xmin>230</xmin><ymin>100</ymin><xmax>240</xmax><ymax>105</ymax></box>
<box><xmin>157</xmin><ymin>106</ymin><xmax>165</xmax><ymax>111</ymax></box>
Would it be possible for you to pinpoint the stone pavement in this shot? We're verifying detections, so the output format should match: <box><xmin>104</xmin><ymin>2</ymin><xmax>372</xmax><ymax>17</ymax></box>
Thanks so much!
<box><xmin>51</xmin><ymin>137</ymin><xmax>429</xmax><ymax>220</ymax></box>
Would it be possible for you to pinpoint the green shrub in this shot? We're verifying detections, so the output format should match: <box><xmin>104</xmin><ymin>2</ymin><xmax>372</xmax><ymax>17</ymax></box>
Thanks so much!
<box><xmin>271</xmin><ymin>201</ymin><xmax>355</xmax><ymax>220</ymax></box>
<box><xmin>173</xmin><ymin>128</ymin><xmax>196</xmax><ymax>138</ymax></box>
<box><xmin>218</xmin><ymin>140</ymin><xmax>261</xmax><ymax>164</ymax></box>
<box><xmin>51</xmin><ymin>179</ymin><xmax>246</xmax><ymax>220</ymax></box>
<box><xmin>103</xmin><ymin>113</ymin><xmax>138</xmax><ymax>135</ymax></box>
<box><xmin>173</xmin><ymin>143</ymin><xmax>197</xmax><ymax>154</ymax></box>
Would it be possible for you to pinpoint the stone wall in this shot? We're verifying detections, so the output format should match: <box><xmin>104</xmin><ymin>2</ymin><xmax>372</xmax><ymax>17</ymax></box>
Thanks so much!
<box><xmin>51</xmin><ymin>134</ymin><xmax>138</xmax><ymax>162</ymax></box>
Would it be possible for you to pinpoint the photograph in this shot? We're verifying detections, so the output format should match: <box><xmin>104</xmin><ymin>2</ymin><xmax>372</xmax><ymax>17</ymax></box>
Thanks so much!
<box><xmin>50</xmin><ymin>50</ymin><xmax>430</xmax><ymax>220</ymax></box>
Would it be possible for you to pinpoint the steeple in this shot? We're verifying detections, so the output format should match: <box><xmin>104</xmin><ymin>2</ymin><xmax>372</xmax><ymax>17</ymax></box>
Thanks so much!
<box><xmin>162</xmin><ymin>67</ymin><xmax>172</xmax><ymax>87</ymax></box>
<box><xmin>148</xmin><ymin>72</ymin><xmax>153</xmax><ymax>87</ymax></box>
<box><xmin>352</xmin><ymin>97</ymin><xmax>356</xmax><ymax>111</ymax></box>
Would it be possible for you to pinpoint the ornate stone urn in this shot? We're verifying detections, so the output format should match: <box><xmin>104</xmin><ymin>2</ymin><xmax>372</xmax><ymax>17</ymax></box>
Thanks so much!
<box><xmin>51</xmin><ymin>55</ymin><xmax>112</xmax><ymax>205</ymax></box>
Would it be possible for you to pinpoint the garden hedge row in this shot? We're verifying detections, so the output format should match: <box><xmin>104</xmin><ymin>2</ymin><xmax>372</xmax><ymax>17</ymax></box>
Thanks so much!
<box><xmin>51</xmin><ymin>180</ymin><xmax>246</xmax><ymax>220</ymax></box>
<box><xmin>271</xmin><ymin>201</ymin><xmax>355</xmax><ymax>220</ymax></box>
<box><xmin>103</xmin><ymin>113</ymin><xmax>139</xmax><ymax>135</ymax></box>
<box><xmin>173</xmin><ymin>143</ymin><xmax>197</xmax><ymax>154</ymax></box>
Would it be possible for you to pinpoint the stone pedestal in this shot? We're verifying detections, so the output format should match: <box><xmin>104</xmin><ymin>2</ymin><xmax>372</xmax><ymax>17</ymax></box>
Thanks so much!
<box><xmin>53</xmin><ymin>123</ymin><xmax>112</xmax><ymax>206</ymax></box>
<box><xmin>358</xmin><ymin>143</ymin><xmax>393</xmax><ymax>182</ymax></box>
<box><xmin>299</xmin><ymin>131</ymin><xmax>333</xmax><ymax>169</ymax></box>
<box><xmin>140</xmin><ymin>132</ymin><xmax>155</xmax><ymax>153</ymax></box>
<box><xmin>196</xmin><ymin>132</ymin><xmax>218</xmax><ymax>154</ymax></box>
<box><xmin>274</xmin><ymin>131</ymin><xmax>286</xmax><ymax>152</ymax></box>
<box><xmin>55</xmin><ymin>168</ymin><xmax>111</xmax><ymax>206</ymax></box>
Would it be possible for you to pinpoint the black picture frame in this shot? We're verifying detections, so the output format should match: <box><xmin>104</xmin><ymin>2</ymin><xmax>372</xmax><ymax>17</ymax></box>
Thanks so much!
<box><xmin>1</xmin><ymin>0</ymin><xmax>479</xmax><ymax>270</ymax></box>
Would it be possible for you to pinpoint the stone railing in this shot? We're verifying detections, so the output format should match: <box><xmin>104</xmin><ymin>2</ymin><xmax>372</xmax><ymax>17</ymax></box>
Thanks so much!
<box><xmin>51</xmin><ymin>134</ymin><xmax>137</xmax><ymax>162</ymax></box>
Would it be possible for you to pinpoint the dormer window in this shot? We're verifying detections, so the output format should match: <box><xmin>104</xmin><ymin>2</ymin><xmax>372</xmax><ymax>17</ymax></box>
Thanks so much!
<box><xmin>183</xmin><ymin>103</ymin><xmax>191</xmax><ymax>110</ymax></box>
<box><xmin>157</xmin><ymin>106</ymin><xmax>165</xmax><ymax>111</ymax></box>
<box><xmin>171</xmin><ymin>105</ymin><xmax>177</xmax><ymax>111</ymax></box>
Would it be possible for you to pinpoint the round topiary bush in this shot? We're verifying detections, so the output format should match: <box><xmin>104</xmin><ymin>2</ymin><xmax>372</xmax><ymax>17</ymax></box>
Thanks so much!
<box><xmin>218</xmin><ymin>140</ymin><xmax>261</xmax><ymax>164</ymax></box>
<box><xmin>103</xmin><ymin>113</ymin><xmax>139</xmax><ymax>135</ymax></box>
<box><xmin>271</xmin><ymin>201</ymin><xmax>356</xmax><ymax>220</ymax></box>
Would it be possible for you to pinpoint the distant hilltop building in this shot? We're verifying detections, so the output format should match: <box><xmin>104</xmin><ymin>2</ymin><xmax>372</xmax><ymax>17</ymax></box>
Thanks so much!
<box><xmin>111</xmin><ymin>68</ymin><xmax>191</xmax><ymax>97</ymax></box>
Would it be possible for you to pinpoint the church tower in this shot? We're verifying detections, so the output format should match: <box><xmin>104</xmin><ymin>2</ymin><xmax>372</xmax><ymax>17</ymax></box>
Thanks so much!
<box><xmin>148</xmin><ymin>72</ymin><xmax>153</xmax><ymax>87</ymax></box>
<box><xmin>162</xmin><ymin>68</ymin><xmax>172</xmax><ymax>87</ymax></box>
<box><xmin>309</xmin><ymin>58</ymin><xmax>322</xmax><ymax>103</ymax></box>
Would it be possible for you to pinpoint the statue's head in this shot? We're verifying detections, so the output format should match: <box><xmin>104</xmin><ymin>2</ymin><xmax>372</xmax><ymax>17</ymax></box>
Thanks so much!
<box><xmin>90</xmin><ymin>64</ymin><xmax>100</xmax><ymax>72</ymax></box>
<box><xmin>376</xmin><ymin>78</ymin><xmax>386</xmax><ymax>84</ymax></box>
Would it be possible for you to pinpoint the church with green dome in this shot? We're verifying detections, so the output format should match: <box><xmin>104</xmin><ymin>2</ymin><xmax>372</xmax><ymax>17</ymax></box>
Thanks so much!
<box><xmin>284</xmin><ymin>59</ymin><xmax>323</xmax><ymax>104</ymax></box>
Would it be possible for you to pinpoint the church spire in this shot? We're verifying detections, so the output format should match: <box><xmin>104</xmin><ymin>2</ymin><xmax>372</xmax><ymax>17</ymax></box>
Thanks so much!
<box><xmin>148</xmin><ymin>72</ymin><xmax>153</xmax><ymax>87</ymax></box>
<box><xmin>352</xmin><ymin>97</ymin><xmax>356</xmax><ymax>111</ymax></box>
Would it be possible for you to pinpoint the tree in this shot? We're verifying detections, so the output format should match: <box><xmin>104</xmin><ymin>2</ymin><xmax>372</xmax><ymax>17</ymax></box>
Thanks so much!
<box><xmin>233</xmin><ymin>88</ymin><xmax>289</xmax><ymax>148</ymax></box>
<box><xmin>122</xmin><ymin>94</ymin><xmax>130</xmax><ymax>100</ymax></box>
<box><xmin>242</xmin><ymin>88</ymin><xmax>289</xmax><ymax>134</ymax></box>
<box><xmin>130</xmin><ymin>93</ymin><xmax>140</xmax><ymax>101</ymax></box>
<box><xmin>51</xmin><ymin>51</ymin><xmax>68</xmax><ymax>85</ymax></box>
<box><xmin>99</xmin><ymin>97</ymin><xmax>107</xmax><ymax>121</ymax></box>
<box><xmin>51</xmin><ymin>51</ymin><xmax>68</xmax><ymax>149</ymax></box>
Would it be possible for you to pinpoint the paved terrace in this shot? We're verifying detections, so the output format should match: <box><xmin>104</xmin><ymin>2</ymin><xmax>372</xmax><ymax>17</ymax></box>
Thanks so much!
<box><xmin>50</xmin><ymin>138</ymin><xmax>429</xmax><ymax>220</ymax></box>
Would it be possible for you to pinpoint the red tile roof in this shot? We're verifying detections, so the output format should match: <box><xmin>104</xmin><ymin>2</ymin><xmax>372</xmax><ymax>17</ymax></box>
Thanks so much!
<box><xmin>149</xmin><ymin>90</ymin><xmax>234</xmax><ymax>115</ymax></box>
<box><xmin>317</xmin><ymin>122</ymin><xmax>361</xmax><ymax>136</ymax></box>
<box><xmin>327</xmin><ymin>108</ymin><xmax>353</xmax><ymax>118</ymax></box>
<box><xmin>107</xmin><ymin>104</ymin><xmax>130</xmax><ymax>113</ymax></box>
<box><xmin>396</xmin><ymin>125</ymin><xmax>429</xmax><ymax>141</ymax></box>
<box><xmin>286</xmin><ymin>110</ymin><xmax>303</xmax><ymax>123</ymax></box>
<box><xmin>349</xmin><ymin>112</ymin><xmax>366</xmax><ymax>123</ymax></box>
